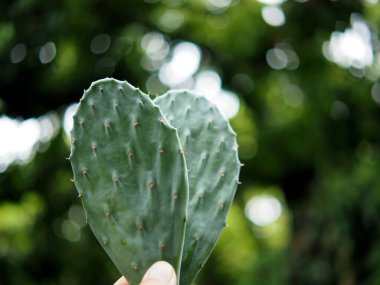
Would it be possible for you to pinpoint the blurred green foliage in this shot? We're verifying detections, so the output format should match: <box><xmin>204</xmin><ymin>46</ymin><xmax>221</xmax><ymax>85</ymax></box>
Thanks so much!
<box><xmin>1</xmin><ymin>0</ymin><xmax>380</xmax><ymax>284</ymax></box>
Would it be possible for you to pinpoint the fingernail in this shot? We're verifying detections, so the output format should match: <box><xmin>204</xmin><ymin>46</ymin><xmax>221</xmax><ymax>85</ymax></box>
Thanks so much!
<box><xmin>144</xmin><ymin>261</ymin><xmax>175</xmax><ymax>284</ymax></box>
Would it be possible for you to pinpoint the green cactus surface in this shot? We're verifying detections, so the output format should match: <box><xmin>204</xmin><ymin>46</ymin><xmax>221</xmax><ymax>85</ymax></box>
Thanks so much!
<box><xmin>69</xmin><ymin>78</ymin><xmax>189</xmax><ymax>285</ymax></box>
<box><xmin>155</xmin><ymin>90</ymin><xmax>241</xmax><ymax>285</ymax></box>
<box><xmin>69</xmin><ymin>78</ymin><xmax>241</xmax><ymax>285</ymax></box>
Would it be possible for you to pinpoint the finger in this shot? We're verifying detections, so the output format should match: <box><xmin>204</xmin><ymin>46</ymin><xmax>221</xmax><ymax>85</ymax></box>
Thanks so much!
<box><xmin>114</xmin><ymin>276</ymin><xmax>130</xmax><ymax>285</ymax></box>
<box><xmin>140</xmin><ymin>261</ymin><xmax>176</xmax><ymax>285</ymax></box>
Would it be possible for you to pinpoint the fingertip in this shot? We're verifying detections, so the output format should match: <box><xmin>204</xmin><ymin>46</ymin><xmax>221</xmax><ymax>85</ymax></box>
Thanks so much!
<box><xmin>140</xmin><ymin>261</ymin><xmax>176</xmax><ymax>285</ymax></box>
<box><xmin>114</xmin><ymin>276</ymin><xmax>130</xmax><ymax>285</ymax></box>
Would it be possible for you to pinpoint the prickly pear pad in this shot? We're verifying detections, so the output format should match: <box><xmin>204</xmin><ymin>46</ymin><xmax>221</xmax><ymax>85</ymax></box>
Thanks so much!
<box><xmin>69</xmin><ymin>78</ymin><xmax>189</xmax><ymax>285</ymax></box>
<box><xmin>155</xmin><ymin>91</ymin><xmax>241</xmax><ymax>285</ymax></box>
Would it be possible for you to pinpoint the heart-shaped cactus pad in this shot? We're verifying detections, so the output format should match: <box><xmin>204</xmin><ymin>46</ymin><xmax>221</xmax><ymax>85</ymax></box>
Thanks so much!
<box><xmin>69</xmin><ymin>78</ymin><xmax>241</xmax><ymax>285</ymax></box>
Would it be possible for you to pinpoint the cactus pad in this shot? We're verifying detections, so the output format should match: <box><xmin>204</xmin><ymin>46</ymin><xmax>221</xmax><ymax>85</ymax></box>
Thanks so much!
<box><xmin>69</xmin><ymin>78</ymin><xmax>189</xmax><ymax>285</ymax></box>
<box><xmin>155</xmin><ymin>90</ymin><xmax>241</xmax><ymax>285</ymax></box>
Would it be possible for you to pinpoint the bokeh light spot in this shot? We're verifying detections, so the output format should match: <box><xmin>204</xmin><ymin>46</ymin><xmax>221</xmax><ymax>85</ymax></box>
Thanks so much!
<box><xmin>91</xmin><ymin>34</ymin><xmax>111</xmax><ymax>55</ymax></box>
<box><xmin>323</xmin><ymin>14</ymin><xmax>373</xmax><ymax>69</ymax></box>
<box><xmin>363</xmin><ymin>0</ymin><xmax>378</xmax><ymax>5</ymax></box>
<box><xmin>195</xmin><ymin>70</ymin><xmax>222</xmax><ymax>100</ymax></box>
<box><xmin>141</xmin><ymin>32</ymin><xmax>169</xmax><ymax>62</ymax></box>
<box><xmin>63</xmin><ymin>104</ymin><xmax>77</xmax><ymax>139</ymax></box>
<box><xmin>204</xmin><ymin>0</ymin><xmax>233</xmax><ymax>12</ymax></box>
<box><xmin>158</xmin><ymin>10</ymin><xmax>185</xmax><ymax>32</ymax></box>
<box><xmin>216</xmin><ymin>90</ymin><xmax>240</xmax><ymax>119</ymax></box>
<box><xmin>262</xmin><ymin>6</ymin><xmax>286</xmax><ymax>27</ymax></box>
<box><xmin>10</xmin><ymin>43</ymin><xmax>26</xmax><ymax>63</ymax></box>
<box><xmin>194</xmin><ymin>70</ymin><xmax>240</xmax><ymax>119</ymax></box>
<box><xmin>68</xmin><ymin>205</ymin><xmax>86</xmax><ymax>228</ymax></box>
<box><xmin>245</xmin><ymin>195</ymin><xmax>282</xmax><ymax>227</ymax></box>
<box><xmin>257</xmin><ymin>0</ymin><xmax>286</xmax><ymax>5</ymax></box>
<box><xmin>0</xmin><ymin>114</ymin><xmax>59</xmax><ymax>172</ymax></box>
<box><xmin>159</xmin><ymin>42</ymin><xmax>201</xmax><ymax>87</ymax></box>
<box><xmin>39</xmin><ymin>42</ymin><xmax>56</xmax><ymax>64</ymax></box>
<box><xmin>266</xmin><ymin>48</ymin><xmax>288</xmax><ymax>70</ymax></box>
<box><xmin>283</xmin><ymin>84</ymin><xmax>304</xmax><ymax>107</ymax></box>
<box><xmin>61</xmin><ymin>220</ymin><xmax>81</xmax><ymax>242</ymax></box>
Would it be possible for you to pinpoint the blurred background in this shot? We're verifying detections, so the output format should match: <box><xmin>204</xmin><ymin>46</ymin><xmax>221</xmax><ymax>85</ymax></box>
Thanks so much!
<box><xmin>1</xmin><ymin>0</ymin><xmax>380</xmax><ymax>284</ymax></box>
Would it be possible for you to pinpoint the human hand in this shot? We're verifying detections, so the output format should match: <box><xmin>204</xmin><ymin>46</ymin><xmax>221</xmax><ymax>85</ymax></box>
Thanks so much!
<box><xmin>114</xmin><ymin>261</ymin><xmax>176</xmax><ymax>285</ymax></box>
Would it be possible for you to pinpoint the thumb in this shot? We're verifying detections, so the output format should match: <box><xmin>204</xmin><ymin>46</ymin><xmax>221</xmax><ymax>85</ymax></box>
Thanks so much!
<box><xmin>140</xmin><ymin>261</ymin><xmax>176</xmax><ymax>285</ymax></box>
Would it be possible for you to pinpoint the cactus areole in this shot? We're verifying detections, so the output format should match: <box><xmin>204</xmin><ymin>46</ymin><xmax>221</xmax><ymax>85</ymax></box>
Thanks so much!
<box><xmin>69</xmin><ymin>78</ymin><xmax>241</xmax><ymax>285</ymax></box>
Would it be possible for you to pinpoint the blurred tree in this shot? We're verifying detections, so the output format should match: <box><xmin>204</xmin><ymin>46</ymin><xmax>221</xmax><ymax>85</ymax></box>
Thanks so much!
<box><xmin>1</xmin><ymin>0</ymin><xmax>380</xmax><ymax>284</ymax></box>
